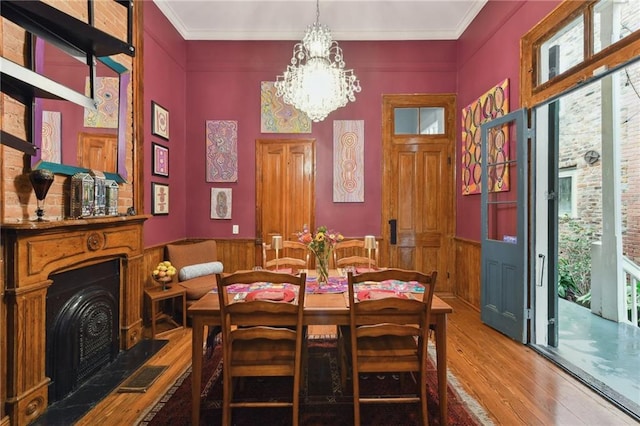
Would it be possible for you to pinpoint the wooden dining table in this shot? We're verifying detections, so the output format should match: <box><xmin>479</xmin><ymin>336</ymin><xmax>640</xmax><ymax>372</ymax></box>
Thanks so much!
<box><xmin>188</xmin><ymin>280</ymin><xmax>454</xmax><ymax>426</ymax></box>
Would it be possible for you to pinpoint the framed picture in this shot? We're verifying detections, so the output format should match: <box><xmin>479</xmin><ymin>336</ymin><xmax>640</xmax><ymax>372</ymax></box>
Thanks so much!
<box><xmin>151</xmin><ymin>101</ymin><xmax>169</xmax><ymax>140</ymax></box>
<box><xmin>152</xmin><ymin>182</ymin><xmax>169</xmax><ymax>215</ymax></box>
<box><xmin>152</xmin><ymin>142</ymin><xmax>169</xmax><ymax>177</ymax></box>
<box><xmin>210</xmin><ymin>188</ymin><xmax>232</xmax><ymax>219</ymax></box>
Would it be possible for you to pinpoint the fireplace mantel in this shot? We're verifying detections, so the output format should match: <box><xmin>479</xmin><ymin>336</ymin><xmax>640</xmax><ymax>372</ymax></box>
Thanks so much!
<box><xmin>2</xmin><ymin>215</ymin><xmax>148</xmax><ymax>425</ymax></box>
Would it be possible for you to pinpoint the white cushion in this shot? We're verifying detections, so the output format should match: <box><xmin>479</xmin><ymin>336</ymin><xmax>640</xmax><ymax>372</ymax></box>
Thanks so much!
<box><xmin>179</xmin><ymin>261</ymin><xmax>223</xmax><ymax>281</ymax></box>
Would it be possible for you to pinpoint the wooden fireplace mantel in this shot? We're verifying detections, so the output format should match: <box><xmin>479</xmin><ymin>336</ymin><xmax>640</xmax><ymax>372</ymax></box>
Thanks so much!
<box><xmin>2</xmin><ymin>215</ymin><xmax>148</xmax><ymax>425</ymax></box>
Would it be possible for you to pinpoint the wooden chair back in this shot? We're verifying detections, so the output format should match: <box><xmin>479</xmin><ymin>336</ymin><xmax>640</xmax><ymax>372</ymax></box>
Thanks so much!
<box><xmin>346</xmin><ymin>268</ymin><xmax>437</xmax><ymax>426</ymax></box>
<box><xmin>333</xmin><ymin>239</ymin><xmax>379</xmax><ymax>269</ymax></box>
<box><xmin>262</xmin><ymin>240</ymin><xmax>309</xmax><ymax>270</ymax></box>
<box><xmin>216</xmin><ymin>270</ymin><xmax>307</xmax><ymax>426</ymax></box>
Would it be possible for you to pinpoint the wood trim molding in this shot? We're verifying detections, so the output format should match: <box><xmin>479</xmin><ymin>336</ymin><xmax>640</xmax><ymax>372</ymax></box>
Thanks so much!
<box><xmin>520</xmin><ymin>0</ymin><xmax>640</xmax><ymax>108</ymax></box>
<box><xmin>453</xmin><ymin>238</ymin><xmax>482</xmax><ymax>309</ymax></box>
<box><xmin>2</xmin><ymin>216</ymin><xmax>147</xmax><ymax>425</ymax></box>
<box><xmin>133</xmin><ymin>0</ymin><xmax>144</xmax><ymax>214</ymax></box>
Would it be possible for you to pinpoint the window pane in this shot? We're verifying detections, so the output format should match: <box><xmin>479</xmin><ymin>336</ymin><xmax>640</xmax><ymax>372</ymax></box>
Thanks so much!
<box><xmin>419</xmin><ymin>107</ymin><xmax>444</xmax><ymax>134</ymax></box>
<box><xmin>394</xmin><ymin>108</ymin><xmax>418</xmax><ymax>134</ymax></box>
<box><xmin>593</xmin><ymin>0</ymin><xmax>640</xmax><ymax>54</ymax></box>
<box><xmin>558</xmin><ymin>175</ymin><xmax>573</xmax><ymax>217</ymax></box>
<box><xmin>395</xmin><ymin>107</ymin><xmax>445</xmax><ymax>135</ymax></box>
<box><xmin>539</xmin><ymin>16</ymin><xmax>584</xmax><ymax>85</ymax></box>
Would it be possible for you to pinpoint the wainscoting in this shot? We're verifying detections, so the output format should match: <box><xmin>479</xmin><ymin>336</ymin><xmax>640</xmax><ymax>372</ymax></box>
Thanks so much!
<box><xmin>453</xmin><ymin>237</ymin><xmax>481</xmax><ymax>309</ymax></box>
<box><xmin>143</xmin><ymin>238</ymin><xmax>257</xmax><ymax>290</ymax></box>
<box><xmin>144</xmin><ymin>237</ymin><xmax>482</xmax><ymax>310</ymax></box>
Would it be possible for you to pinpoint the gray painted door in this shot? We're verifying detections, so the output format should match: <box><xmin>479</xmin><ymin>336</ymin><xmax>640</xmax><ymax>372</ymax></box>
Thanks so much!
<box><xmin>480</xmin><ymin>109</ymin><xmax>530</xmax><ymax>343</ymax></box>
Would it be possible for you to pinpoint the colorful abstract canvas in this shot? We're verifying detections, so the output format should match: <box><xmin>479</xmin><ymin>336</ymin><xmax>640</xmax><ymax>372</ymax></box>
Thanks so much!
<box><xmin>260</xmin><ymin>81</ymin><xmax>311</xmax><ymax>133</ymax></box>
<box><xmin>461</xmin><ymin>78</ymin><xmax>510</xmax><ymax>195</ymax></box>
<box><xmin>206</xmin><ymin>120</ymin><xmax>238</xmax><ymax>182</ymax></box>
<box><xmin>41</xmin><ymin>111</ymin><xmax>61</xmax><ymax>163</ymax></box>
<box><xmin>84</xmin><ymin>77</ymin><xmax>119</xmax><ymax>128</ymax></box>
<box><xmin>333</xmin><ymin>120</ymin><xmax>365</xmax><ymax>202</ymax></box>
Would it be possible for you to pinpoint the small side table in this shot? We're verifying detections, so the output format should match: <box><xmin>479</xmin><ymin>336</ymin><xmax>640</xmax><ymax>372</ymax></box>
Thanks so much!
<box><xmin>145</xmin><ymin>285</ymin><xmax>187</xmax><ymax>338</ymax></box>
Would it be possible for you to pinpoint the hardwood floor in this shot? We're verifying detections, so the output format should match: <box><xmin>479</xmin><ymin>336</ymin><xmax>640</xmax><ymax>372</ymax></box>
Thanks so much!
<box><xmin>76</xmin><ymin>297</ymin><xmax>636</xmax><ymax>425</ymax></box>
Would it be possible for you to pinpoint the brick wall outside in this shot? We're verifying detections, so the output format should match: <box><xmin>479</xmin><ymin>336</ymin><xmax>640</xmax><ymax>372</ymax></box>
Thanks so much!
<box><xmin>557</xmin><ymin>3</ymin><xmax>640</xmax><ymax>267</ymax></box>
<box><xmin>1</xmin><ymin>1</ymin><xmax>133</xmax><ymax>222</ymax></box>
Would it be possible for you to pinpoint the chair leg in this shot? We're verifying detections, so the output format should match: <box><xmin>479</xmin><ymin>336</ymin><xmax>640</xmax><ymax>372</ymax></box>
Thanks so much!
<box><xmin>420</xmin><ymin>370</ymin><xmax>428</xmax><ymax>426</ymax></box>
<box><xmin>222</xmin><ymin>364</ymin><xmax>232</xmax><ymax>426</ymax></box>
<box><xmin>293</xmin><ymin>373</ymin><xmax>300</xmax><ymax>426</ymax></box>
<box><xmin>338</xmin><ymin>326</ymin><xmax>351</xmax><ymax>389</ymax></box>
<box><xmin>352</xmin><ymin>367</ymin><xmax>361</xmax><ymax>426</ymax></box>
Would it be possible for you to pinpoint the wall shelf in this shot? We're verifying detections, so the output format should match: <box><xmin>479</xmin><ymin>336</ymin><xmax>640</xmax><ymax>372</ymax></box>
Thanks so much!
<box><xmin>1</xmin><ymin>0</ymin><xmax>134</xmax><ymax>59</ymax></box>
<box><xmin>0</xmin><ymin>0</ymin><xmax>134</xmax><ymax>155</ymax></box>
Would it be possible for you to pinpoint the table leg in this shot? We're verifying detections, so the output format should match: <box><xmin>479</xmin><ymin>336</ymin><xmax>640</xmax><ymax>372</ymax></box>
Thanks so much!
<box><xmin>181</xmin><ymin>294</ymin><xmax>187</xmax><ymax>329</ymax></box>
<box><xmin>192</xmin><ymin>317</ymin><xmax>204</xmax><ymax>426</ymax></box>
<box><xmin>150</xmin><ymin>299</ymin><xmax>157</xmax><ymax>338</ymax></box>
<box><xmin>435</xmin><ymin>313</ymin><xmax>448</xmax><ymax>425</ymax></box>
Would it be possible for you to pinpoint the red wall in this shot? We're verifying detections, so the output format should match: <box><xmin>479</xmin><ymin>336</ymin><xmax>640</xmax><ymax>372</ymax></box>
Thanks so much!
<box><xmin>143</xmin><ymin>1</ymin><xmax>188</xmax><ymax>246</ymax></box>
<box><xmin>143</xmin><ymin>0</ymin><xmax>561</xmax><ymax>247</ymax></box>
<box><xmin>182</xmin><ymin>39</ymin><xmax>457</xmax><ymax>240</ymax></box>
<box><xmin>455</xmin><ymin>0</ymin><xmax>560</xmax><ymax>240</ymax></box>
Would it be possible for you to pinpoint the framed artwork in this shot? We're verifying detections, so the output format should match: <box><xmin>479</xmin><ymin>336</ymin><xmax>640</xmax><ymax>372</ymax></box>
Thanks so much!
<box><xmin>84</xmin><ymin>76</ymin><xmax>119</xmax><ymax>128</ymax></box>
<box><xmin>152</xmin><ymin>142</ymin><xmax>169</xmax><ymax>177</ymax></box>
<box><xmin>461</xmin><ymin>78</ymin><xmax>510</xmax><ymax>195</ymax></box>
<box><xmin>41</xmin><ymin>110</ymin><xmax>62</xmax><ymax>163</ymax></box>
<box><xmin>152</xmin><ymin>182</ymin><xmax>169</xmax><ymax>215</ymax></box>
<box><xmin>151</xmin><ymin>101</ymin><xmax>169</xmax><ymax>140</ymax></box>
<box><xmin>206</xmin><ymin>120</ymin><xmax>238</xmax><ymax>182</ymax></box>
<box><xmin>210</xmin><ymin>188</ymin><xmax>232</xmax><ymax>219</ymax></box>
<box><xmin>333</xmin><ymin>120</ymin><xmax>365</xmax><ymax>202</ymax></box>
<box><xmin>260</xmin><ymin>81</ymin><xmax>311</xmax><ymax>133</ymax></box>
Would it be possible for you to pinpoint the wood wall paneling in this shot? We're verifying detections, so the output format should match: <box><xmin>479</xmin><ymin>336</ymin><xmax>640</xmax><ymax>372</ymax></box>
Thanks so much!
<box><xmin>143</xmin><ymin>239</ymin><xmax>257</xmax><ymax>286</ymax></box>
<box><xmin>2</xmin><ymin>217</ymin><xmax>147</xmax><ymax>424</ymax></box>
<box><xmin>453</xmin><ymin>237</ymin><xmax>482</xmax><ymax>309</ymax></box>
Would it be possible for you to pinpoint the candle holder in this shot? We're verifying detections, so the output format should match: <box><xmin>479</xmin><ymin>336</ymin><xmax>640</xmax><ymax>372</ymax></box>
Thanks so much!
<box><xmin>364</xmin><ymin>235</ymin><xmax>376</xmax><ymax>272</ymax></box>
<box><xmin>272</xmin><ymin>235</ymin><xmax>283</xmax><ymax>270</ymax></box>
<box><xmin>29</xmin><ymin>169</ymin><xmax>55</xmax><ymax>221</ymax></box>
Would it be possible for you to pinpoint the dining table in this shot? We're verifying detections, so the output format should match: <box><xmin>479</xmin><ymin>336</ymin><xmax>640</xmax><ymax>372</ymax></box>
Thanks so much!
<box><xmin>187</xmin><ymin>271</ymin><xmax>454</xmax><ymax>426</ymax></box>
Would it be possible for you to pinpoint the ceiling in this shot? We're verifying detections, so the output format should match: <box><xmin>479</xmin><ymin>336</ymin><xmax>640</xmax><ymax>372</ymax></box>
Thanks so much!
<box><xmin>153</xmin><ymin>0</ymin><xmax>488</xmax><ymax>41</ymax></box>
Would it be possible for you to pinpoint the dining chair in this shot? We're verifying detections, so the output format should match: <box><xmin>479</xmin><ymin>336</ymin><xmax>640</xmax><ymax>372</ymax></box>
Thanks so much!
<box><xmin>215</xmin><ymin>270</ymin><xmax>307</xmax><ymax>426</ymax></box>
<box><xmin>262</xmin><ymin>240</ymin><xmax>309</xmax><ymax>271</ymax></box>
<box><xmin>333</xmin><ymin>239</ymin><xmax>379</xmax><ymax>270</ymax></box>
<box><xmin>346</xmin><ymin>268</ymin><xmax>437</xmax><ymax>426</ymax></box>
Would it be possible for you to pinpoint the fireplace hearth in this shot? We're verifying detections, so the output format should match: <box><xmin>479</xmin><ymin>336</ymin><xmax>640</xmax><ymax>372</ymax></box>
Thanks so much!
<box><xmin>46</xmin><ymin>260</ymin><xmax>121</xmax><ymax>403</ymax></box>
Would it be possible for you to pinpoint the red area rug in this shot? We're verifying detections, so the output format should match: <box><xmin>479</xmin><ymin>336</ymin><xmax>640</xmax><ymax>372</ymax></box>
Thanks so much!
<box><xmin>140</xmin><ymin>340</ymin><xmax>487</xmax><ymax>425</ymax></box>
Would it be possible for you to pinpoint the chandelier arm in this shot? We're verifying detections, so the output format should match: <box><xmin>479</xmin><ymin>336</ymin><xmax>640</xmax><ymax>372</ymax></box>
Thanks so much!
<box><xmin>274</xmin><ymin>0</ymin><xmax>360</xmax><ymax>122</ymax></box>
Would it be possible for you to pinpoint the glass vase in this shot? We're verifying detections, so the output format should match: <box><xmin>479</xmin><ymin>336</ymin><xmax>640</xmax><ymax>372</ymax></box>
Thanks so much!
<box><xmin>315</xmin><ymin>251</ymin><xmax>330</xmax><ymax>284</ymax></box>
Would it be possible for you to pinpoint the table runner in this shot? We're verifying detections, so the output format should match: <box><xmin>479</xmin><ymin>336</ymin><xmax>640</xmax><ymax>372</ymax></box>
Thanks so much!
<box><xmin>209</xmin><ymin>277</ymin><xmax>425</xmax><ymax>294</ymax></box>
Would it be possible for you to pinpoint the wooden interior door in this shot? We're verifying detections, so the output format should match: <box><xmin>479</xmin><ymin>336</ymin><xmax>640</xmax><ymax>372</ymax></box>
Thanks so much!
<box><xmin>77</xmin><ymin>132</ymin><xmax>117</xmax><ymax>172</ymax></box>
<box><xmin>256</xmin><ymin>139</ymin><xmax>315</xmax><ymax>265</ymax></box>
<box><xmin>381</xmin><ymin>94</ymin><xmax>455</xmax><ymax>293</ymax></box>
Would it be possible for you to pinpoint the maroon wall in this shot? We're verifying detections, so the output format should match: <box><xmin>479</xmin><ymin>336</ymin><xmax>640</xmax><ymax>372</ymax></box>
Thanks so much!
<box><xmin>455</xmin><ymin>0</ymin><xmax>560</xmax><ymax>240</ymax></box>
<box><xmin>182</xmin><ymin>39</ymin><xmax>457</xmax><ymax>240</ymax></box>
<box><xmin>143</xmin><ymin>0</ymin><xmax>562</xmax><ymax>247</ymax></box>
<box><xmin>143</xmin><ymin>1</ymin><xmax>188</xmax><ymax>246</ymax></box>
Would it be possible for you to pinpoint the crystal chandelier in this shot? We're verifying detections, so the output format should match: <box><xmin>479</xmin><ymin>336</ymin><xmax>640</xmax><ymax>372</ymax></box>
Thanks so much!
<box><xmin>275</xmin><ymin>0</ymin><xmax>361</xmax><ymax>122</ymax></box>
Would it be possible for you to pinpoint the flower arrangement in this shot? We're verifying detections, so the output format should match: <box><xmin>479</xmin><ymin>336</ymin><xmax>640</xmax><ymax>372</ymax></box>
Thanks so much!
<box><xmin>297</xmin><ymin>225</ymin><xmax>343</xmax><ymax>283</ymax></box>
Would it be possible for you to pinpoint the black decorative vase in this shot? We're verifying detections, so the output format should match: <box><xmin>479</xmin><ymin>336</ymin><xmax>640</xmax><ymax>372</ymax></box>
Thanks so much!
<box><xmin>29</xmin><ymin>169</ymin><xmax>55</xmax><ymax>221</ymax></box>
